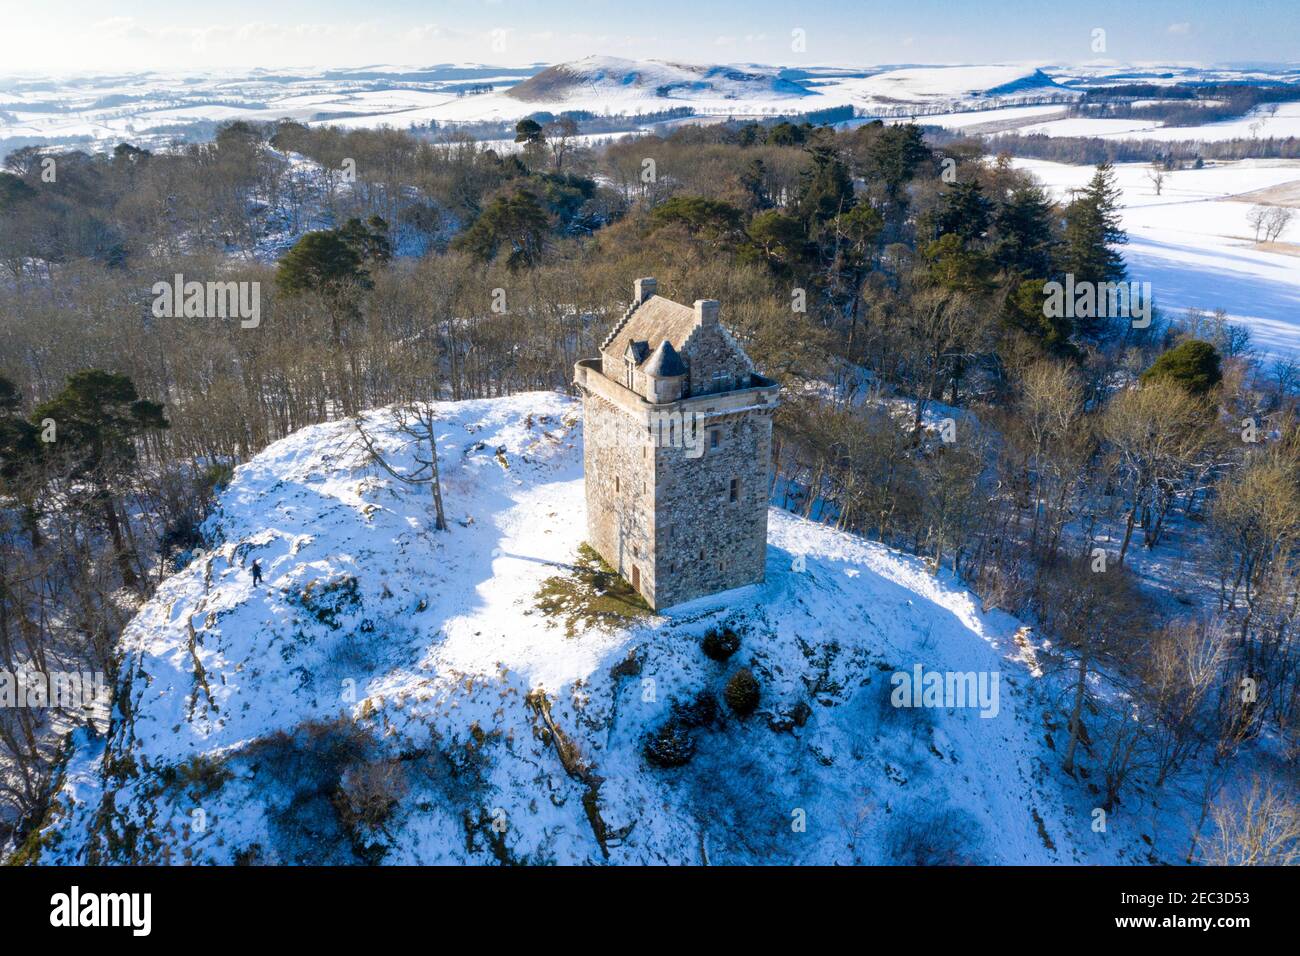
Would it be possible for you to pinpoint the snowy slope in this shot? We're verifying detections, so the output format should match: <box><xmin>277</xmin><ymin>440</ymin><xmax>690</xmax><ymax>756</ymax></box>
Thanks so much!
<box><xmin>507</xmin><ymin>56</ymin><xmax>813</xmax><ymax>106</ymax></box>
<box><xmin>834</xmin><ymin>65</ymin><xmax>1075</xmax><ymax>110</ymax></box>
<box><xmin>29</xmin><ymin>394</ymin><xmax>1179</xmax><ymax>865</ymax></box>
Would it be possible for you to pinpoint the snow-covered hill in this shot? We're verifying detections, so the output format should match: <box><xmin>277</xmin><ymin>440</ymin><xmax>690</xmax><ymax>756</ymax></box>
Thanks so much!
<box><xmin>25</xmin><ymin>393</ymin><xmax>1186</xmax><ymax>865</ymax></box>
<box><xmin>832</xmin><ymin>65</ymin><xmax>1077</xmax><ymax>111</ymax></box>
<box><xmin>506</xmin><ymin>56</ymin><xmax>813</xmax><ymax>108</ymax></box>
<box><xmin>8</xmin><ymin>60</ymin><xmax>1297</xmax><ymax>155</ymax></box>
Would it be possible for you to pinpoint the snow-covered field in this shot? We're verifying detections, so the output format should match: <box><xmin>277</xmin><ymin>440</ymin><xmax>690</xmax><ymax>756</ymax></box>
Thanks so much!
<box><xmin>1016</xmin><ymin>157</ymin><xmax>1300</xmax><ymax>355</ymax></box>
<box><xmin>7</xmin><ymin>60</ymin><xmax>1297</xmax><ymax>156</ymax></box>
<box><xmin>1012</xmin><ymin>102</ymin><xmax>1300</xmax><ymax>142</ymax></box>
<box><xmin>25</xmin><ymin>393</ymin><xmax>1199</xmax><ymax>865</ymax></box>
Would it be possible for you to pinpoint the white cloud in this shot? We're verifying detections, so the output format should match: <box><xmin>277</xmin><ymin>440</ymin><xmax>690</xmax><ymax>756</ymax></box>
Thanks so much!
<box><xmin>1168</xmin><ymin>22</ymin><xmax>1192</xmax><ymax>36</ymax></box>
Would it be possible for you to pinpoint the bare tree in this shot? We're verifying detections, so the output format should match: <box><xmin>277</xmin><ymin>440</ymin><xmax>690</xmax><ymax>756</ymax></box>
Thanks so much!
<box><xmin>1202</xmin><ymin>775</ymin><xmax>1300</xmax><ymax>865</ymax></box>
<box><xmin>1144</xmin><ymin>617</ymin><xmax>1229</xmax><ymax>786</ymax></box>
<box><xmin>1247</xmin><ymin>204</ymin><xmax>1271</xmax><ymax>242</ymax></box>
<box><xmin>1146</xmin><ymin>165</ymin><xmax>1166</xmax><ymax>196</ymax></box>
<box><xmin>1264</xmin><ymin>206</ymin><xmax>1294</xmax><ymax>243</ymax></box>
<box><xmin>353</xmin><ymin>403</ymin><xmax>448</xmax><ymax>532</ymax></box>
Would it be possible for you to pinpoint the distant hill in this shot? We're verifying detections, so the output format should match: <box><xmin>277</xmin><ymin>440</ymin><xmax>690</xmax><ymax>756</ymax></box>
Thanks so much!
<box><xmin>506</xmin><ymin>55</ymin><xmax>815</xmax><ymax>107</ymax></box>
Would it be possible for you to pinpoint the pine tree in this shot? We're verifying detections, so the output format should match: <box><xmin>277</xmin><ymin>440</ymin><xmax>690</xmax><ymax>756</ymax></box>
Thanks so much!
<box><xmin>795</xmin><ymin>145</ymin><xmax>855</xmax><ymax>228</ymax></box>
<box><xmin>932</xmin><ymin>180</ymin><xmax>993</xmax><ymax>246</ymax></box>
<box><xmin>1062</xmin><ymin>161</ymin><xmax>1127</xmax><ymax>287</ymax></box>
<box><xmin>33</xmin><ymin>370</ymin><xmax>168</xmax><ymax>588</ymax></box>
<box><xmin>994</xmin><ymin>185</ymin><xmax>1057</xmax><ymax>278</ymax></box>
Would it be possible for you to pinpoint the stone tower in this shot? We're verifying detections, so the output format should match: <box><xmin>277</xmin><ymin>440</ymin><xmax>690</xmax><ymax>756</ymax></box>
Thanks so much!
<box><xmin>574</xmin><ymin>278</ymin><xmax>779</xmax><ymax>610</ymax></box>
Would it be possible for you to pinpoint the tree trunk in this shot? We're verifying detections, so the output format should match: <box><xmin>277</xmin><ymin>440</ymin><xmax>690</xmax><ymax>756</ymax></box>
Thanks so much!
<box><xmin>1063</xmin><ymin>651</ymin><xmax>1091</xmax><ymax>775</ymax></box>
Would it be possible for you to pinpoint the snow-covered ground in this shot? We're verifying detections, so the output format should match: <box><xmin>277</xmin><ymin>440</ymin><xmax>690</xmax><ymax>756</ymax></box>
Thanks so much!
<box><xmin>1012</xmin><ymin>102</ymin><xmax>1300</xmax><ymax>142</ymax></box>
<box><xmin>1015</xmin><ymin>158</ymin><xmax>1300</xmax><ymax>355</ymax></box>
<box><xmin>7</xmin><ymin>60</ymin><xmax>1297</xmax><ymax>156</ymax></box>
<box><xmin>24</xmin><ymin>393</ymin><xmax>1211</xmax><ymax>865</ymax></box>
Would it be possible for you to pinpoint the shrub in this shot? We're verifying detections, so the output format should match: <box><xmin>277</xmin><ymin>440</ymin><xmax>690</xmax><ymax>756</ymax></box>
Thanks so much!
<box><xmin>333</xmin><ymin>758</ymin><xmax>408</xmax><ymax>831</ymax></box>
<box><xmin>673</xmin><ymin>690</ymin><xmax>718</xmax><ymax>729</ymax></box>
<box><xmin>174</xmin><ymin>754</ymin><xmax>233</xmax><ymax>798</ymax></box>
<box><xmin>724</xmin><ymin>668</ymin><xmax>761</xmax><ymax>717</ymax></box>
<box><xmin>887</xmin><ymin>809</ymin><xmax>985</xmax><ymax>865</ymax></box>
<box><xmin>1140</xmin><ymin>339</ymin><xmax>1222</xmax><ymax>395</ymax></box>
<box><xmin>702</xmin><ymin>626</ymin><xmax>741</xmax><ymax>661</ymax></box>
<box><xmin>644</xmin><ymin>719</ymin><xmax>696</xmax><ymax>768</ymax></box>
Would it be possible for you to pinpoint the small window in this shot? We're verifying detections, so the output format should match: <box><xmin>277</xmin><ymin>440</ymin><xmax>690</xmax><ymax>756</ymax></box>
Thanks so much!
<box><xmin>699</xmin><ymin>549</ymin><xmax>705</xmax><ymax>561</ymax></box>
<box><xmin>729</xmin><ymin>478</ymin><xmax>740</xmax><ymax>503</ymax></box>
<box><xmin>709</xmin><ymin>430</ymin><xmax>720</xmax><ymax>450</ymax></box>
<box><xmin>615</xmin><ymin>475</ymin><xmax>620</xmax><ymax>493</ymax></box>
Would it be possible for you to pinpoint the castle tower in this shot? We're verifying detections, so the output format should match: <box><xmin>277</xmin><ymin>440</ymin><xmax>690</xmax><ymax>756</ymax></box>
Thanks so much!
<box><xmin>574</xmin><ymin>278</ymin><xmax>780</xmax><ymax>610</ymax></box>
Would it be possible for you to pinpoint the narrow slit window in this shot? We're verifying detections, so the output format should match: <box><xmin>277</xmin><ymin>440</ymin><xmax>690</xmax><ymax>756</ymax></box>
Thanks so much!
<box><xmin>729</xmin><ymin>477</ymin><xmax>739</xmax><ymax>502</ymax></box>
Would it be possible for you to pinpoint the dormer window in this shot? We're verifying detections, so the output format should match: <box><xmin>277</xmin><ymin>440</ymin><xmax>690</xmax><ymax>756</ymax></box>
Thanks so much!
<box><xmin>624</xmin><ymin>340</ymin><xmax>650</xmax><ymax>392</ymax></box>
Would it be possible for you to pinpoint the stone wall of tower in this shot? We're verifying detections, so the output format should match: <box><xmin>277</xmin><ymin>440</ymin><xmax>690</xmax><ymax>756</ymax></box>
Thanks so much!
<box><xmin>681</xmin><ymin>323</ymin><xmax>756</xmax><ymax>397</ymax></box>
<box><xmin>581</xmin><ymin>390</ymin><xmax>659</xmax><ymax>602</ymax></box>
<box><xmin>650</xmin><ymin>406</ymin><xmax>773</xmax><ymax>608</ymax></box>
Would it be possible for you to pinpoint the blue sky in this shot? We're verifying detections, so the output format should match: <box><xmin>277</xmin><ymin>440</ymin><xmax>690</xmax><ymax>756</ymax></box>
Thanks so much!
<box><xmin>1</xmin><ymin>0</ymin><xmax>1296</xmax><ymax>73</ymax></box>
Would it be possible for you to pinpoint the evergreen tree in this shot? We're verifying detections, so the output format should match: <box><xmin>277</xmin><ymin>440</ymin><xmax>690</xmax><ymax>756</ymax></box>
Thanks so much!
<box><xmin>795</xmin><ymin>145</ymin><xmax>855</xmax><ymax>228</ymax></box>
<box><xmin>747</xmin><ymin>210</ymin><xmax>810</xmax><ymax>271</ymax></box>
<box><xmin>514</xmin><ymin>118</ymin><xmax>544</xmax><ymax>144</ymax></box>
<box><xmin>452</xmin><ymin>189</ymin><xmax>551</xmax><ymax>268</ymax></box>
<box><xmin>1140</xmin><ymin>339</ymin><xmax>1223</xmax><ymax>395</ymax></box>
<box><xmin>277</xmin><ymin>217</ymin><xmax>390</xmax><ymax>296</ymax></box>
<box><xmin>932</xmin><ymin>180</ymin><xmax>993</xmax><ymax>246</ymax></box>
<box><xmin>649</xmin><ymin>195</ymin><xmax>745</xmax><ymax>244</ymax></box>
<box><xmin>1062</xmin><ymin>161</ymin><xmax>1127</xmax><ymax>286</ymax></box>
<box><xmin>32</xmin><ymin>370</ymin><xmax>168</xmax><ymax>588</ymax></box>
<box><xmin>994</xmin><ymin>185</ymin><xmax>1057</xmax><ymax>278</ymax></box>
<box><xmin>859</xmin><ymin>123</ymin><xmax>930</xmax><ymax>213</ymax></box>
<box><xmin>921</xmin><ymin>233</ymin><xmax>994</xmax><ymax>294</ymax></box>
<box><xmin>1004</xmin><ymin>279</ymin><xmax>1078</xmax><ymax>359</ymax></box>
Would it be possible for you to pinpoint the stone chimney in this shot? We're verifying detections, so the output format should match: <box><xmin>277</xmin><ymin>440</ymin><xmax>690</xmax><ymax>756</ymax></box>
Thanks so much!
<box><xmin>634</xmin><ymin>277</ymin><xmax>657</xmax><ymax>304</ymax></box>
<box><xmin>694</xmin><ymin>299</ymin><xmax>719</xmax><ymax>327</ymax></box>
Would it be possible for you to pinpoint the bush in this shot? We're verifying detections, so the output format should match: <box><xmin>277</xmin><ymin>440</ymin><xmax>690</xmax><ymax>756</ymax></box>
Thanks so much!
<box><xmin>724</xmin><ymin>668</ymin><xmax>761</xmax><ymax>717</ymax></box>
<box><xmin>333</xmin><ymin>759</ymin><xmax>408</xmax><ymax>831</ymax></box>
<box><xmin>673</xmin><ymin>690</ymin><xmax>718</xmax><ymax>729</ymax></box>
<box><xmin>702</xmin><ymin>627</ymin><xmax>741</xmax><ymax>661</ymax></box>
<box><xmin>644</xmin><ymin>719</ymin><xmax>696</xmax><ymax>768</ymax></box>
<box><xmin>887</xmin><ymin>809</ymin><xmax>985</xmax><ymax>865</ymax></box>
<box><xmin>1140</xmin><ymin>339</ymin><xmax>1222</xmax><ymax>395</ymax></box>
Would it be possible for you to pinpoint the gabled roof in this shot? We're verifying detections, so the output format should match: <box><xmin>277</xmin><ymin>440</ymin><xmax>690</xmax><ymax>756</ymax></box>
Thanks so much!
<box><xmin>624</xmin><ymin>339</ymin><xmax>650</xmax><ymax>364</ymax></box>
<box><xmin>643</xmin><ymin>339</ymin><xmax>687</xmax><ymax>377</ymax></box>
<box><xmin>602</xmin><ymin>295</ymin><xmax>698</xmax><ymax>364</ymax></box>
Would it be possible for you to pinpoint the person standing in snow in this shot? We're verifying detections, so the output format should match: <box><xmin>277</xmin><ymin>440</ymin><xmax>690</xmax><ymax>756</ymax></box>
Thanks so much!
<box><xmin>251</xmin><ymin>559</ymin><xmax>263</xmax><ymax>587</ymax></box>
